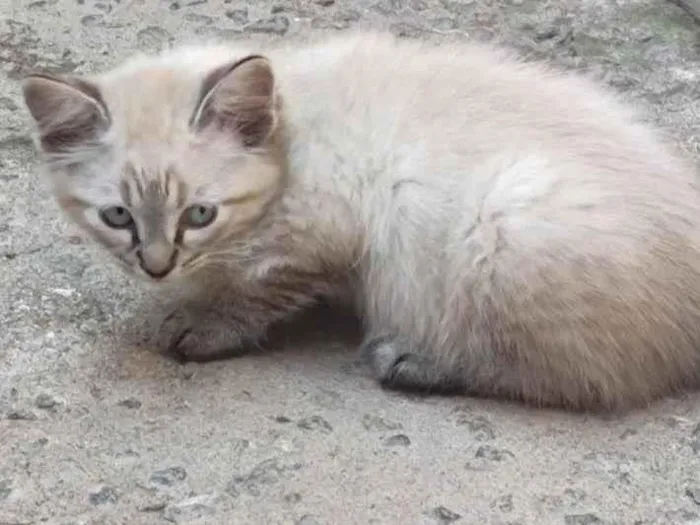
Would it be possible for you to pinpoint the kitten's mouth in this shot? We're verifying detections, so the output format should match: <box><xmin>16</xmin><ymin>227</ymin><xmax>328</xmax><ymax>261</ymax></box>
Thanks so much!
<box><xmin>143</xmin><ymin>267</ymin><xmax>173</xmax><ymax>280</ymax></box>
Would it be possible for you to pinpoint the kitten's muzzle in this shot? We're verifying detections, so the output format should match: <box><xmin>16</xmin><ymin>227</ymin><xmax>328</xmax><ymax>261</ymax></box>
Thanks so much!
<box><xmin>137</xmin><ymin>243</ymin><xmax>177</xmax><ymax>279</ymax></box>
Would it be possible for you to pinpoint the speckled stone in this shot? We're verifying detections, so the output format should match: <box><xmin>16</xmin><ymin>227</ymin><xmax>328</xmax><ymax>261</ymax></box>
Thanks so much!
<box><xmin>2</xmin><ymin>0</ymin><xmax>700</xmax><ymax>523</ymax></box>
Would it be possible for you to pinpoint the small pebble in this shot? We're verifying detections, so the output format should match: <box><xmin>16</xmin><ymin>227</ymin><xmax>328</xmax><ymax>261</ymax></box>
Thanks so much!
<box><xmin>7</xmin><ymin>409</ymin><xmax>37</xmax><ymax>421</ymax></box>
<box><xmin>139</xmin><ymin>501</ymin><xmax>168</xmax><ymax>512</ymax></box>
<box><xmin>225</xmin><ymin>8</ymin><xmax>248</xmax><ymax>24</ymax></box>
<box><xmin>0</xmin><ymin>479</ymin><xmax>12</xmax><ymax>501</ymax></box>
<box><xmin>297</xmin><ymin>415</ymin><xmax>333</xmax><ymax>433</ymax></box>
<box><xmin>163</xmin><ymin>493</ymin><xmax>220</xmax><ymax>523</ymax></box>
<box><xmin>619</xmin><ymin>428</ymin><xmax>638</xmax><ymax>439</ymax></box>
<box><xmin>284</xmin><ymin>492</ymin><xmax>302</xmax><ymax>503</ymax></box>
<box><xmin>227</xmin><ymin>458</ymin><xmax>303</xmax><ymax>498</ymax></box>
<box><xmin>534</xmin><ymin>26</ymin><xmax>560</xmax><ymax>42</ymax></box>
<box><xmin>664</xmin><ymin>509</ymin><xmax>699</xmax><ymax>522</ymax></box>
<box><xmin>89</xmin><ymin>485</ymin><xmax>119</xmax><ymax>505</ymax></box>
<box><xmin>32</xmin><ymin>437</ymin><xmax>48</xmax><ymax>449</ymax></box>
<box><xmin>245</xmin><ymin>16</ymin><xmax>290</xmax><ymax>36</ymax></box>
<box><xmin>432</xmin><ymin>17</ymin><xmax>457</xmax><ymax>31</ymax></box>
<box><xmin>491</xmin><ymin>494</ymin><xmax>514</xmax><ymax>513</ymax></box>
<box><xmin>686</xmin><ymin>487</ymin><xmax>700</xmax><ymax>506</ymax></box>
<box><xmin>150</xmin><ymin>466</ymin><xmax>188</xmax><ymax>486</ymax></box>
<box><xmin>184</xmin><ymin>13</ymin><xmax>213</xmax><ymax>25</ymax></box>
<box><xmin>564</xmin><ymin>514</ymin><xmax>603</xmax><ymax>525</ymax></box>
<box><xmin>458</xmin><ymin>415</ymin><xmax>495</xmax><ymax>441</ymax></box>
<box><xmin>431</xmin><ymin>505</ymin><xmax>461</xmax><ymax>523</ymax></box>
<box><xmin>383</xmin><ymin>434</ymin><xmax>411</xmax><ymax>447</ymax></box>
<box><xmin>691</xmin><ymin>439</ymin><xmax>700</xmax><ymax>454</ymax></box>
<box><xmin>692</xmin><ymin>423</ymin><xmax>700</xmax><ymax>437</ymax></box>
<box><xmin>35</xmin><ymin>393</ymin><xmax>58</xmax><ymax>409</ymax></box>
<box><xmin>690</xmin><ymin>423</ymin><xmax>700</xmax><ymax>454</ymax></box>
<box><xmin>475</xmin><ymin>446</ymin><xmax>514</xmax><ymax>461</ymax></box>
<box><xmin>298</xmin><ymin>516</ymin><xmax>321</xmax><ymax>525</ymax></box>
<box><xmin>390</xmin><ymin>22</ymin><xmax>423</xmax><ymax>38</ymax></box>
<box><xmin>118</xmin><ymin>398</ymin><xmax>142</xmax><ymax>409</ymax></box>
<box><xmin>362</xmin><ymin>414</ymin><xmax>402</xmax><ymax>431</ymax></box>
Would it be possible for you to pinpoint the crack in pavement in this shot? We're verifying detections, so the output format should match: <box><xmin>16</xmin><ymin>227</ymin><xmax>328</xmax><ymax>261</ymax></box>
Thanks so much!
<box><xmin>0</xmin><ymin>241</ymin><xmax>57</xmax><ymax>262</ymax></box>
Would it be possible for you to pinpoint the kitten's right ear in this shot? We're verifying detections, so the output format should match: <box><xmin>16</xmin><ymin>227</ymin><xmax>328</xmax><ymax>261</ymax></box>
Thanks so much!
<box><xmin>22</xmin><ymin>74</ymin><xmax>111</xmax><ymax>156</ymax></box>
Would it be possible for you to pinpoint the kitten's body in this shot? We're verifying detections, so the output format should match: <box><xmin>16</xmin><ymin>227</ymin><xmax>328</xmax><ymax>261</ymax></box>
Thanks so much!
<box><xmin>22</xmin><ymin>32</ymin><xmax>700</xmax><ymax>411</ymax></box>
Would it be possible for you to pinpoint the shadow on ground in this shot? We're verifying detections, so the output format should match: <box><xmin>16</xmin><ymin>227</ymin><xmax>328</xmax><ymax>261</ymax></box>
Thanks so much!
<box><xmin>2</xmin><ymin>0</ymin><xmax>700</xmax><ymax>524</ymax></box>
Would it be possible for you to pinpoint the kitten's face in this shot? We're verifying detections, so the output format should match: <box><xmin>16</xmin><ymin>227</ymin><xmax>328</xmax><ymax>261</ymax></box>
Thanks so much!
<box><xmin>22</xmin><ymin>53</ymin><xmax>285</xmax><ymax>282</ymax></box>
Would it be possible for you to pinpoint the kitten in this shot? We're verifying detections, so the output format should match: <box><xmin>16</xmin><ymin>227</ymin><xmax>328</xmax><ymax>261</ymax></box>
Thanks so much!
<box><xmin>21</xmin><ymin>31</ymin><xmax>700</xmax><ymax>412</ymax></box>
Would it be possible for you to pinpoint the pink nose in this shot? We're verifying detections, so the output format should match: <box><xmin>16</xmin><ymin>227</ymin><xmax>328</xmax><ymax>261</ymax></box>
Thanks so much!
<box><xmin>138</xmin><ymin>244</ymin><xmax>176</xmax><ymax>278</ymax></box>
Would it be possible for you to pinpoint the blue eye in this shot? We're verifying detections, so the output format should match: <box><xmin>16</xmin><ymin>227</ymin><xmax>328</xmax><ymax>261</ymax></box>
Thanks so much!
<box><xmin>99</xmin><ymin>206</ymin><xmax>133</xmax><ymax>229</ymax></box>
<box><xmin>183</xmin><ymin>204</ymin><xmax>217</xmax><ymax>228</ymax></box>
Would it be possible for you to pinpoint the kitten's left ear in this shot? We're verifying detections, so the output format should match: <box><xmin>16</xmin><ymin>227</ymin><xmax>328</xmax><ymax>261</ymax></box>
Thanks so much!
<box><xmin>191</xmin><ymin>55</ymin><xmax>278</xmax><ymax>147</ymax></box>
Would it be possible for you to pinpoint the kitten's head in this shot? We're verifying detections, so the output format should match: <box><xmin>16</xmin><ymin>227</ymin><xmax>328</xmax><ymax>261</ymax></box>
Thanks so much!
<box><xmin>22</xmin><ymin>50</ymin><xmax>286</xmax><ymax>282</ymax></box>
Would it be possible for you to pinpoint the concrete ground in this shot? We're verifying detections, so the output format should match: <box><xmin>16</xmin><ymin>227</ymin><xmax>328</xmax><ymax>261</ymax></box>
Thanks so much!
<box><xmin>2</xmin><ymin>0</ymin><xmax>700</xmax><ymax>523</ymax></box>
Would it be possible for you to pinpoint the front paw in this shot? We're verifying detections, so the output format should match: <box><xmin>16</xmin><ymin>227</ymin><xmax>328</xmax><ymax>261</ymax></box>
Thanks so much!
<box><xmin>360</xmin><ymin>335</ymin><xmax>464</xmax><ymax>394</ymax></box>
<box><xmin>154</xmin><ymin>304</ymin><xmax>247</xmax><ymax>363</ymax></box>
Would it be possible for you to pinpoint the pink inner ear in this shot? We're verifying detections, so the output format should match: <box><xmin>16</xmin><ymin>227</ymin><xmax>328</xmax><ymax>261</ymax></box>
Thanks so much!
<box><xmin>192</xmin><ymin>55</ymin><xmax>277</xmax><ymax>147</ymax></box>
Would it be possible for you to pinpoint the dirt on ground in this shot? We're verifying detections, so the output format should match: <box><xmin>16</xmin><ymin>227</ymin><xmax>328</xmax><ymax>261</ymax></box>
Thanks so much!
<box><xmin>2</xmin><ymin>0</ymin><xmax>700</xmax><ymax>524</ymax></box>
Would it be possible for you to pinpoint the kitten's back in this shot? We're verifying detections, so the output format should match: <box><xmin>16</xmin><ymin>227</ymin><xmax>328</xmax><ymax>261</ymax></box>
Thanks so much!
<box><xmin>277</xmin><ymin>34</ymin><xmax>700</xmax><ymax>410</ymax></box>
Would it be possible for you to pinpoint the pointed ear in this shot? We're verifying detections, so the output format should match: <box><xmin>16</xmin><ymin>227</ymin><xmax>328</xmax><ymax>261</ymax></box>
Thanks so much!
<box><xmin>190</xmin><ymin>55</ymin><xmax>278</xmax><ymax>147</ymax></box>
<box><xmin>22</xmin><ymin>74</ymin><xmax>111</xmax><ymax>156</ymax></box>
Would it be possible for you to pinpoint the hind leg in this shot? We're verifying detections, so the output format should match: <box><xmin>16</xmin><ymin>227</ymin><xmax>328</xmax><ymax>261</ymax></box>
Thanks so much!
<box><xmin>361</xmin><ymin>334</ymin><xmax>467</xmax><ymax>394</ymax></box>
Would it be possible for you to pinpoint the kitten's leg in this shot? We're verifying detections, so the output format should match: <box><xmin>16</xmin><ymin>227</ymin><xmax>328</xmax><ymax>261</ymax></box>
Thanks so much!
<box><xmin>156</xmin><ymin>298</ymin><xmax>263</xmax><ymax>363</ymax></box>
<box><xmin>361</xmin><ymin>335</ymin><xmax>467</xmax><ymax>394</ymax></box>
<box><xmin>155</xmin><ymin>270</ymin><xmax>330</xmax><ymax>363</ymax></box>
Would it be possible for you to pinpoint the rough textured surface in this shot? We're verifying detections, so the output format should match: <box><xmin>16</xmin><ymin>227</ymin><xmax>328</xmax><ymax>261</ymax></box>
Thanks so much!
<box><xmin>2</xmin><ymin>1</ymin><xmax>700</xmax><ymax>524</ymax></box>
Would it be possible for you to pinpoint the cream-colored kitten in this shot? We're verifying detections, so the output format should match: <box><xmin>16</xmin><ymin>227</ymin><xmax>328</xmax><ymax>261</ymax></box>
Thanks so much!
<box><xmin>21</xmin><ymin>32</ymin><xmax>700</xmax><ymax>412</ymax></box>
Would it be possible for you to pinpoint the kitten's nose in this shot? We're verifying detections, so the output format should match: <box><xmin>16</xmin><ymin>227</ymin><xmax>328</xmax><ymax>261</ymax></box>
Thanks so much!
<box><xmin>137</xmin><ymin>243</ymin><xmax>176</xmax><ymax>279</ymax></box>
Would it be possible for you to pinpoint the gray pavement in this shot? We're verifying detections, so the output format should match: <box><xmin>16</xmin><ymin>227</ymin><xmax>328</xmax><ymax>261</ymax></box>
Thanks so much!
<box><xmin>2</xmin><ymin>0</ymin><xmax>700</xmax><ymax>523</ymax></box>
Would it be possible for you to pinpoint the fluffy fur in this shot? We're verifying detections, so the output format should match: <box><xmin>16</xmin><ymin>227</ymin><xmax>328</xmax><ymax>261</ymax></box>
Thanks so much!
<box><xmin>21</xmin><ymin>31</ymin><xmax>700</xmax><ymax>412</ymax></box>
